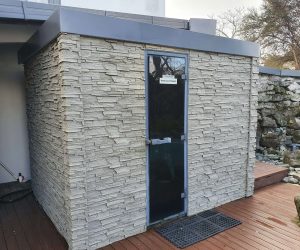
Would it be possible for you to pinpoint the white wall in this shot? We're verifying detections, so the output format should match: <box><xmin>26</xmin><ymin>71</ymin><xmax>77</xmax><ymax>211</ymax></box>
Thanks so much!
<box><xmin>165</xmin><ymin>0</ymin><xmax>262</xmax><ymax>19</ymax></box>
<box><xmin>0</xmin><ymin>44</ymin><xmax>30</xmax><ymax>183</ymax></box>
<box><xmin>0</xmin><ymin>23</ymin><xmax>39</xmax><ymax>43</ymax></box>
<box><xmin>61</xmin><ymin>0</ymin><xmax>165</xmax><ymax>16</ymax></box>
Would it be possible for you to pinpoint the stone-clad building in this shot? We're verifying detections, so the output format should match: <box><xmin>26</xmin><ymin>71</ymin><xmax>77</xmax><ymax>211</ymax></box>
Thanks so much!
<box><xmin>19</xmin><ymin>8</ymin><xmax>259</xmax><ymax>250</ymax></box>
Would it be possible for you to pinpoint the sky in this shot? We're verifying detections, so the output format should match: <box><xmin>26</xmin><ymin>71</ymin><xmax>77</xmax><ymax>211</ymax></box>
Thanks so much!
<box><xmin>165</xmin><ymin>0</ymin><xmax>263</xmax><ymax>19</ymax></box>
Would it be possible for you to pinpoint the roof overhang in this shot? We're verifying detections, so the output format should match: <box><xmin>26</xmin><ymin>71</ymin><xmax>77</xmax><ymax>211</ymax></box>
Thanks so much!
<box><xmin>18</xmin><ymin>8</ymin><xmax>260</xmax><ymax>64</ymax></box>
<box><xmin>0</xmin><ymin>0</ymin><xmax>58</xmax><ymax>21</ymax></box>
<box><xmin>259</xmin><ymin>66</ymin><xmax>300</xmax><ymax>78</ymax></box>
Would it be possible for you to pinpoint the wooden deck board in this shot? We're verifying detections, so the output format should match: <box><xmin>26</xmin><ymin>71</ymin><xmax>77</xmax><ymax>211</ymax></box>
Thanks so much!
<box><xmin>254</xmin><ymin>161</ymin><xmax>289</xmax><ymax>190</ymax></box>
<box><xmin>103</xmin><ymin>183</ymin><xmax>300</xmax><ymax>250</ymax></box>
<box><xmin>0</xmin><ymin>182</ymin><xmax>68</xmax><ymax>250</ymax></box>
<box><xmin>0</xmin><ymin>182</ymin><xmax>299</xmax><ymax>250</ymax></box>
<box><xmin>220</xmin><ymin>203</ymin><xmax>300</xmax><ymax>244</ymax></box>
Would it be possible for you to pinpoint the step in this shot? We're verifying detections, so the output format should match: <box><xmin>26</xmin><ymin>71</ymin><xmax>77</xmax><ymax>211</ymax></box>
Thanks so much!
<box><xmin>254</xmin><ymin>161</ymin><xmax>289</xmax><ymax>190</ymax></box>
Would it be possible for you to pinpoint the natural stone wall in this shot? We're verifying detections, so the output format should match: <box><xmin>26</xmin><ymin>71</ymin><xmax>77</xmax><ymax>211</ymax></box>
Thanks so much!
<box><xmin>257</xmin><ymin>74</ymin><xmax>300</xmax><ymax>155</ymax></box>
<box><xmin>25</xmin><ymin>33</ymin><xmax>257</xmax><ymax>249</ymax></box>
<box><xmin>188</xmin><ymin>54</ymin><xmax>258</xmax><ymax>214</ymax></box>
<box><xmin>25</xmin><ymin>38</ymin><xmax>72</xmax><ymax>243</ymax></box>
<box><xmin>257</xmin><ymin>73</ymin><xmax>300</xmax><ymax>184</ymax></box>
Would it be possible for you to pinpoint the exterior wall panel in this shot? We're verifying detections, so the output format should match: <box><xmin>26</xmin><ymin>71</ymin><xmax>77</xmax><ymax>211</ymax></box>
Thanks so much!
<box><xmin>188</xmin><ymin>53</ymin><xmax>258</xmax><ymax>215</ymax></box>
<box><xmin>25</xmin><ymin>37</ymin><xmax>72</xmax><ymax>243</ymax></box>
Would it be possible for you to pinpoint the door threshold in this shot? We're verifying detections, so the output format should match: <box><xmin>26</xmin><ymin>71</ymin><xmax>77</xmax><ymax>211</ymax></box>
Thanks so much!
<box><xmin>148</xmin><ymin>211</ymin><xmax>186</xmax><ymax>228</ymax></box>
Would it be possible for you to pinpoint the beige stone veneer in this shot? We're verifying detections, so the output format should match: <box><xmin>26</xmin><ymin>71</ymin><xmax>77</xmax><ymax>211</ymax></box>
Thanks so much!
<box><xmin>25</xmin><ymin>33</ymin><xmax>258</xmax><ymax>249</ymax></box>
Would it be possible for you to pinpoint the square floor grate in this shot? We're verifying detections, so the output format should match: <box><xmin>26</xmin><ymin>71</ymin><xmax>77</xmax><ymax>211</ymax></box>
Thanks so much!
<box><xmin>155</xmin><ymin>210</ymin><xmax>241</xmax><ymax>248</ymax></box>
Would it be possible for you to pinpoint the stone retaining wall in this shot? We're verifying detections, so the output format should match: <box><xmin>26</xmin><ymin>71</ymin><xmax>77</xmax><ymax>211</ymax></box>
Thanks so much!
<box><xmin>257</xmin><ymin>74</ymin><xmax>300</xmax><ymax>160</ymax></box>
<box><xmin>257</xmin><ymin>73</ymin><xmax>300</xmax><ymax>184</ymax></box>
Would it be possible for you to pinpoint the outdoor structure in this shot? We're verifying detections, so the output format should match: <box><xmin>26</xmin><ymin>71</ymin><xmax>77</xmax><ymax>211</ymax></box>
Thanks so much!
<box><xmin>17</xmin><ymin>8</ymin><xmax>259</xmax><ymax>249</ymax></box>
<box><xmin>0</xmin><ymin>0</ymin><xmax>216</xmax><ymax>184</ymax></box>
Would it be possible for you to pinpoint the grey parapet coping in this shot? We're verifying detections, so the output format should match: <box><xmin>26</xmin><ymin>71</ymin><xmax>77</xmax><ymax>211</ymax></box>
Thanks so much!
<box><xmin>0</xmin><ymin>0</ymin><xmax>59</xmax><ymax>21</ymax></box>
<box><xmin>18</xmin><ymin>8</ymin><xmax>260</xmax><ymax>63</ymax></box>
<box><xmin>18</xmin><ymin>9</ymin><xmax>61</xmax><ymax>63</ymax></box>
<box><xmin>281</xmin><ymin>69</ymin><xmax>300</xmax><ymax>77</ymax></box>
<box><xmin>259</xmin><ymin>66</ymin><xmax>300</xmax><ymax>78</ymax></box>
<box><xmin>259</xmin><ymin>66</ymin><xmax>282</xmax><ymax>76</ymax></box>
<box><xmin>22</xmin><ymin>1</ymin><xmax>59</xmax><ymax>21</ymax></box>
<box><xmin>0</xmin><ymin>0</ymin><xmax>188</xmax><ymax>28</ymax></box>
<box><xmin>0</xmin><ymin>0</ymin><xmax>187</xmax><ymax>29</ymax></box>
<box><xmin>0</xmin><ymin>0</ymin><xmax>24</xmax><ymax>20</ymax></box>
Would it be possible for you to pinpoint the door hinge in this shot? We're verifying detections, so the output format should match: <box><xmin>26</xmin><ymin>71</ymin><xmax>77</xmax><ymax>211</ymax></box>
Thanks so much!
<box><xmin>182</xmin><ymin>74</ymin><xmax>186</xmax><ymax>80</ymax></box>
<box><xmin>181</xmin><ymin>134</ymin><xmax>186</xmax><ymax>141</ymax></box>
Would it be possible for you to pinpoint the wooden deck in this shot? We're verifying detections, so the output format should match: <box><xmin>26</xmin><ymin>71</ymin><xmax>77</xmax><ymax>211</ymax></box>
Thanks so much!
<box><xmin>254</xmin><ymin>161</ymin><xmax>289</xmax><ymax>190</ymax></box>
<box><xmin>103</xmin><ymin>183</ymin><xmax>300</xmax><ymax>250</ymax></box>
<box><xmin>0</xmin><ymin>182</ymin><xmax>68</xmax><ymax>250</ymax></box>
<box><xmin>1</xmin><ymin>180</ymin><xmax>299</xmax><ymax>250</ymax></box>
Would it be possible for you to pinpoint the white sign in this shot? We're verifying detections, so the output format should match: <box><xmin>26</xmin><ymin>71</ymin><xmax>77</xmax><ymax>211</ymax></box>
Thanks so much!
<box><xmin>159</xmin><ymin>75</ymin><xmax>177</xmax><ymax>85</ymax></box>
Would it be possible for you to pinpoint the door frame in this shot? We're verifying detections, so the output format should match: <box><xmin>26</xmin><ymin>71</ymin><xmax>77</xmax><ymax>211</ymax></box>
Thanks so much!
<box><xmin>145</xmin><ymin>50</ymin><xmax>189</xmax><ymax>226</ymax></box>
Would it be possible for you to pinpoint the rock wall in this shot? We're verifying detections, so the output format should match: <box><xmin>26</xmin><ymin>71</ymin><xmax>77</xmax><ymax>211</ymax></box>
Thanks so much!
<box><xmin>257</xmin><ymin>74</ymin><xmax>300</xmax><ymax>163</ymax></box>
<box><xmin>25</xmin><ymin>33</ymin><xmax>258</xmax><ymax>249</ymax></box>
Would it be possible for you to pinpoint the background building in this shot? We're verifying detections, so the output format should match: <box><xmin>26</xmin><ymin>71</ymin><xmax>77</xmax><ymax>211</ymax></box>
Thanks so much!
<box><xmin>21</xmin><ymin>0</ymin><xmax>165</xmax><ymax>16</ymax></box>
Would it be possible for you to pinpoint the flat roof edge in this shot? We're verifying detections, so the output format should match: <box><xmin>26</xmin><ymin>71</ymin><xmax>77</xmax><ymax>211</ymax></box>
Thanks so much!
<box><xmin>19</xmin><ymin>8</ymin><xmax>260</xmax><ymax>63</ymax></box>
<box><xmin>259</xmin><ymin>66</ymin><xmax>300</xmax><ymax>78</ymax></box>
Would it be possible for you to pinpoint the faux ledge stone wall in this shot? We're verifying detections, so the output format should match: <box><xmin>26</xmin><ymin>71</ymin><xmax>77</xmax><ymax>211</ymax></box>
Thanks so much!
<box><xmin>25</xmin><ymin>33</ymin><xmax>257</xmax><ymax>249</ymax></box>
<box><xmin>25</xmin><ymin>37</ymin><xmax>72</xmax><ymax>243</ymax></box>
<box><xmin>188</xmin><ymin>54</ymin><xmax>258</xmax><ymax>215</ymax></box>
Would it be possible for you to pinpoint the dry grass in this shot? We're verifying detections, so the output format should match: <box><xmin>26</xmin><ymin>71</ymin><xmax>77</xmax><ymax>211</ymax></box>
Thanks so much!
<box><xmin>283</xmin><ymin>150</ymin><xmax>291</xmax><ymax>164</ymax></box>
<box><xmin>295</xmin><ymin>150</ymin><xmax>300</xmax><ymax>160</ymax></box>
<box><xmin>283</xmin><ymin>150</ymin><xmax>300</xmax><ymax>164</ymax></box>
<box><xmin>292</xmin><ymin>217</ymin><xmax>300</xmax><ymax>227</ymax></box>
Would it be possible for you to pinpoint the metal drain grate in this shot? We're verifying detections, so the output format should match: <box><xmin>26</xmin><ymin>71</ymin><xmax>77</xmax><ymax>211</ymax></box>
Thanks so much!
<box><xmin>189</xmin><ymin>220</ymin><xmax>221</xmax><ymax>238</ymax></box>
<box><xmin>208</xmin><ymin>214</ymin><xmax>241</xmax><ymax>229</ymax></box>
<box><xmin>155</xmin><ymin>210</ymin><xmax>241</xmax><ymax>248</ymax></box>
<box><xmin>196</xmin><ymin>209</ymin><xmax>219</xmax><ymax>219</ymax></box>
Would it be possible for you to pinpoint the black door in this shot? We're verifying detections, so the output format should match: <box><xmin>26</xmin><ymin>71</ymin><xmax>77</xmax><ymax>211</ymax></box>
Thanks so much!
<box><xmin>147</xmin><ymin>53</ymin><xmax>187</xmax><ymax>224</ymax></box>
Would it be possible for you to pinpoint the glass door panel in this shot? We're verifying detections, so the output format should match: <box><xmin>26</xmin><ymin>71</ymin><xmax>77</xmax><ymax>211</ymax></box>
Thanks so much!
<box><xmin>147</xmin><ymin>54</ymin><xmax>186</xmax><ymax>224</ymax></box>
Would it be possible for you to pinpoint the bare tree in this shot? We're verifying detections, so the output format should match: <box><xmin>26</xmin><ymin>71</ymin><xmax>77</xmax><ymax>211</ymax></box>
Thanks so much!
<box><xmin>210</xmin><ymin>8</ymin><xmax>246</xmax><ymax>39</ymax></box>
<box><xmin>242</xmin><ymin>0</ymin><xmax>300</xmax><ymax>69</ymax></box>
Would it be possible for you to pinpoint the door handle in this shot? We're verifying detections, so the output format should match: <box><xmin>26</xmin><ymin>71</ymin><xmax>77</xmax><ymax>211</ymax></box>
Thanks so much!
<box><xmin>146</xmin><ymin>137</ymin><xmax>172</xmax><ymax>145</ymax></box>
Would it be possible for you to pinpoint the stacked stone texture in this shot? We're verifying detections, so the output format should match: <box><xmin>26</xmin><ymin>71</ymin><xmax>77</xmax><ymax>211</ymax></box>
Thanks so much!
<box><xmin>25</xmin><ymin>38</ymin><xmax>72</xmax><ymax>243</ymax></box>
<box><xmin>188</xmin><ymin>54</ymin><xmax>258</xmax><ymax>214</ymax></box>
<box><xmin>25</xmin><ymin>33</ymin><xmax>257</xmax><ymax>249</ymax></box>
